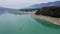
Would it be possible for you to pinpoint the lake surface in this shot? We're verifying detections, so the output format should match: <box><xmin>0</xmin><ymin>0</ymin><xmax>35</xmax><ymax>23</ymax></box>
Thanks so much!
<box><xmin>0</xmin><ymin>13</ymin><xmax>60</xmax><ymax>34</ymax></box>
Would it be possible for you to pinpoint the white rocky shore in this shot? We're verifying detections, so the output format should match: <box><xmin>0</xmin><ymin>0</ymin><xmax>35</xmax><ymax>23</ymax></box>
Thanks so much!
<box><xmin>27</xmin><ymin>11</ymin><xmax>60</xmax><ymax>25</ymax></box>
<box><xmin>32</xmin><ymin>15</ymin><xmax>60</xmax><ymax>25</ymax></box>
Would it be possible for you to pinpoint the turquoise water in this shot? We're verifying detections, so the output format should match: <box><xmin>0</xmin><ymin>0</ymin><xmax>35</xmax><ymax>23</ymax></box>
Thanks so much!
<box><xmin>0</xmin><ymin>13</ymin><xmax>60</xmax><ymax>34</ymax></box>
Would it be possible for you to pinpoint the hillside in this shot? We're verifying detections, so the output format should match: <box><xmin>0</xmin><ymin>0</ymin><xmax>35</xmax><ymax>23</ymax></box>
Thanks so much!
<box><xmin>35</xmin><ymin>6</ymin><xmax>60</xmax><ymax>18</ymax></box>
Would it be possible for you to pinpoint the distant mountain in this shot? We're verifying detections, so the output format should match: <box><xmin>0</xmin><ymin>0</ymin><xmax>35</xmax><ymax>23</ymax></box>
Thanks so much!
<box><xmin>22</xmin><ymin>1</ymin><xmax>60</xmax><ymax>10</ymax></box>
<box><xmin>0</xmin><ymin>7</ymin><xmax>16</xmax><ymax>14</ymax></box>
<box><xmin>29</xmin><ymin>1</ymin><xmax>60</xmax><ymax>8</ymax></box>
<box><xmin>0</xmin><ymin>7</ymin><xmax>12</xmax><ymax>11</ymax></box>
<box><xmin>0</xmin><ymin>7</ymin><xmax>7</xmax><ymax>11</ymax></box>
<box><xmin>20</xmin><ymin>1</ymin><xmax>60</xmax><ymax>10</ymax></box>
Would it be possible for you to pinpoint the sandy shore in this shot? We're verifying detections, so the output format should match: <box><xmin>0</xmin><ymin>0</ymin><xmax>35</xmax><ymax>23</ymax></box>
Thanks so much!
<box><xmin>27</xmin><ymin>11</ymin><xmax>60</xmax><ymax>25</ymax></box>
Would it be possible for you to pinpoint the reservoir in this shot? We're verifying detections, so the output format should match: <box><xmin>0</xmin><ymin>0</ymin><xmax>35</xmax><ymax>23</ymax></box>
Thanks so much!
<box><xmin>0</xmin><ymin>13</ymin><xmax>60</xmax><ymax>34</ymax></box>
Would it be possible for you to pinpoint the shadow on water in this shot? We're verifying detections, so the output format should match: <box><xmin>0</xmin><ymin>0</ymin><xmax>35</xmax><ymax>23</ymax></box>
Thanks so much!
<box><xmin>34</xmin><ymin>18</ymin><xmax>60</xmax><ymax>29</ymax></box>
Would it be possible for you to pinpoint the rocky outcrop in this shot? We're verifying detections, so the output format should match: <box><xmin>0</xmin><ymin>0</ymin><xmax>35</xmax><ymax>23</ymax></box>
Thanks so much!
<box><xmin>35</xmin><ymin>6</ymin><xmax>60</xmax><ymax>18</ymax></box>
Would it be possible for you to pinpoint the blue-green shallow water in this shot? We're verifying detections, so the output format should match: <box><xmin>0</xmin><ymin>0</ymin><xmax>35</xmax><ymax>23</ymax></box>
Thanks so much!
<box><xmin>0</xmin><ymin>13</ymin><xmax>60</xmax><ymax>34</ymax></box>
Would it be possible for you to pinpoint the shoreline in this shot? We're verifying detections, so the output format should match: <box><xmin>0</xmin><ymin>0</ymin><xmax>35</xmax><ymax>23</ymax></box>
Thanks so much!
<box><xmin>27</xmin><ymin>11</ymin><xmax>60</xmax><ymax>25</ymax></box>
<box><xmin>32</xmin><ymin>14</ymin><xmax>60</xmax><ymax>25</ymax></box>
<box><xmin>10</xmin><ymin>11</ymin><xmax>60</xmax><ymax>25</ymax></box>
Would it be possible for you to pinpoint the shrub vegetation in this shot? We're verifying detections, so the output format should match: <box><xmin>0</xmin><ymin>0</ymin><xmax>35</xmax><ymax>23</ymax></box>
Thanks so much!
<box><xmin>35</xmin><ymin>6</ymin><xmax>60</xmax><ymax>18</ymax></box>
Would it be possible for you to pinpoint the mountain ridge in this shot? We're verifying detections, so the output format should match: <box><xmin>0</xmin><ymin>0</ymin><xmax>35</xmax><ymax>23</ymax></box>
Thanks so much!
<box><xmin>26</xmin><ymin>1</ymin><xmax>60</xmax><ymax>9</ymax></box>
<box><xmin>20</xmin><ymin>1</ymin><xmax>60</xmax><ymax>11</ymax></box>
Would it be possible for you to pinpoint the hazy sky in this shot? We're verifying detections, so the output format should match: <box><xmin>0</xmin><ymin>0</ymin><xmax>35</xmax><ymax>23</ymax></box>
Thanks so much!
<box><xmin>0</xmin><ymin>0</ymin><xmax>59</xmax><ymax>9</ymax></box>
